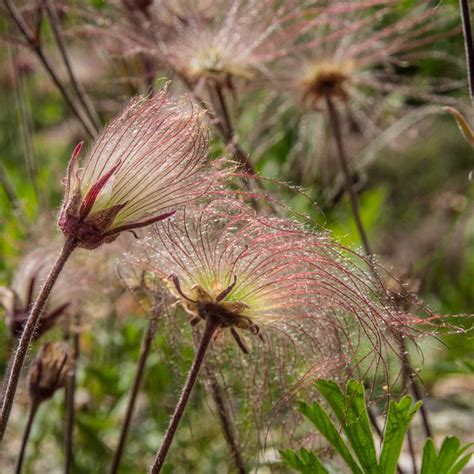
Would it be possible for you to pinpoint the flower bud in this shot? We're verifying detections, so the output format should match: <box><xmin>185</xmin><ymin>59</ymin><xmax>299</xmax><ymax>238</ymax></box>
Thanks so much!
<box><xmin>28</xmin><ymin>342</ymin><xmax>72</xmax><ymax>405</ymax></box>
<box><xmin>58</xmin><ymin>86</ymin><xmax>215</xmax><ymax>249</ymax></box>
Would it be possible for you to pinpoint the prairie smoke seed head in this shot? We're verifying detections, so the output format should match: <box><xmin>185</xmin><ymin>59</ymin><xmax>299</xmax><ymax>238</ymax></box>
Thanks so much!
<box><xmin>58</xmin><ymin>87</ymin><xmax>212</xmax><ymax>249</ymax></box>
<box><xmin>0</xmin><ymin>248</ymin><xmax>79</xmax><ymax>339</ymax></box>
<box><xmin>300</xmin><ymin>60</ymin><xmax>355</xmax><ymax>108</ymax></box>
<box><xmin>28</xmin><ymin>342</ymin><xmax>72</xmax><ymax>405</ymax></box>
<box><xmin>132</xmin><ymin>199</ymin><xmax>410</xmax><ymax>365</ymax></box>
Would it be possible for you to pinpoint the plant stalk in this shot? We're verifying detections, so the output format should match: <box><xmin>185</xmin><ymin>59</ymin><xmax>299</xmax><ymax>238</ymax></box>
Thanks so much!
<box><xmin>0</xmin><ymin>237</ymin><xmax>77</xmax><ymax>442</ymax></box>
<box><xmin>110</xmin><ymin>312</ymin><xmax>159</xmax><ymax>474</ymax></box>
<box><xmin>204</xmin><ymin>365</ymin><xmax>246</xmax><ymax>474</ymax></box>
<box><xmin>208</xmin><ymin>83</ymin><xmax>256</xmax><ymax>176</ymax></box>
<box><xmin>325</xmin><ymin>94</ymin><xmax>432</xmax><ymax>454</ymax></box>
<box><xmin>3</xmin><ymin>0</ymin><xmax>97</xmax><ymax>138</ymax></box>
<box><xmin>150</xmin><ymin>315</ymin><xmax>220</xmax><ymax>473</ymax></box>
<box><xmin>44</xmin><ymin>0</ymin><xmax>101</xmax><ymax>130</ymax></box>
<box><xmin>460</xmin><ymin>0</ymin><xmax>474</xmax><ymax>102</ymax></box>
<box><xmin>325</xmin><ymin>95</ymin><xmax>373</xmax><ymax>256</ymax></box>
<box><xmin>65</xmin><ymin>317</ymin><xmax>80</xmax><ymax>474</ymax></box>
<box><xmin>15</xmin><ymin>401</ymin><xmax>39</xmax><ymax>474</ymax></box>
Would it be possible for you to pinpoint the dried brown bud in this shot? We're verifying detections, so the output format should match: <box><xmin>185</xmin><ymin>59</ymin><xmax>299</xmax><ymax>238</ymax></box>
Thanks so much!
<box><xmin>28</xmin><ymin>342</ymin><xmax>72</xmax><ymax>405</ymax></box>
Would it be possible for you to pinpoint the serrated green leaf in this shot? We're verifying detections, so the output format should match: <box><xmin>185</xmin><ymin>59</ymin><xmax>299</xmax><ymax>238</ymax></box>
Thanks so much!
<box><xmin>421</xmin><ymin>437</ymin><xmax>474</xmax><ymax>474</ymax></box>
<box><xmin>380</xmin><ymin>396</ymin><xmax>421</xmax><ymax>474</ymax></box>
<box><xmin>280</xmin><ymin>448</ymin><xmax>329</xmax><ymax>474</ymax></box>
<box><xmin>298</xmin><ymin>400</ymin><xmax>363</xmax><ymax>474</ymax></box>
<box><xmin>449</xmin><ymin>452</ymin><xmax>473</xmax><ymax>474</ymax></box>
<box><xmin>315</xmin><ymin>380</ymin><xmax>378</xmax><ymax>473</ymax></box>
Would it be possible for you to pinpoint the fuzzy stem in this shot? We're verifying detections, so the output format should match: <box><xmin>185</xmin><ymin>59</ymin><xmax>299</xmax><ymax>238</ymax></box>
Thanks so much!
<box><xmin>110</xmin><ymin>312</ymin><xmax>159</xmax><ymax>474</ymax></box>
<box><xmin>65</xmin><ymin>318</ymin><xmax>80</xmax><ymax>474</ymax></box>
<box><xmin>208</xmin><ymin>83</ymin><xmax>256</xmax><ymax>176</ymax></box>
<box><xmin>325</xmin><ymin>95</ymin><xmax>373</xmax><ymax>256</ymax></box>
<box><xmin>151</xmin><ymin>315</ymin><xmax>220</xmax><ymax>473</ymax></box>
<box><xmin>15</xmin><ymin>401</ymin><xmax>39</xmax><ymax>474</ymax></box>
<box><xmin>0</xmin><ymin>237</ymin><xmax>77</xmax><ymax>442</ymax></box>
<box><xmin>204</xmin><ymin>365</ymin><xmax>246</xmax><ymax>474</ymax></box>
<box><xmin>325</xmin><ymin>94</ymin><xmax>432</xmax><ymax>459</ymax></box>
<box><xmin>44</xmin><ymin>0</ymin><xmax>101</xmax><ymax>130</ymax></box>
<box><xmin>3</xmin><ymin>0</ymin><xmax>97</xmax><ymax>138</ymax></box>
<box><xmin>460</xmin><ymin>0</ymin><xmax>474</xmax><ymax>102</ymax></box>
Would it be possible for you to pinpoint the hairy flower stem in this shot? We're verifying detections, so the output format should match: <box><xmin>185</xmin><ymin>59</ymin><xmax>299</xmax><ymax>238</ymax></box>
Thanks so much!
<box><xmin>460</xmin><ymin>0</ymin><xmax>474</xmax><ymax>102</ymax></box>
<box><xmin>325</xmin><ymin>95</ymin><xmax>373</xmax><ymax>257</ymax></box>
<box><xmin>65</xmin><ymin>319</ymin><xmax>80</xmax><ymax>474</ymax></box>
<box><xmin>209</xmin><ymin>83</ymin><xmax>256</xmax><ymax>175</ymax></box>
<box><xmin>0</xmin><ymin>237</ymin><xmax>77</xmax><ymax>442</ymax></box>
<box><xmin>15</xmin><ymin>401</ymin><xmax>39</xmax><ymax>474</ymax></box>
<box><xmin>44</xmin><ymin>0</ymin><xmax>101</xmax><ymax>130</ymax></box>
<box><xmin>325</xmin><ymin>94</ymin><xmax>432</xmax><ymax>445</ymax></box>
<box><xmin>204</xmin><ymin>365</ymin><xmax>246</xmax><ymax>474</ymax></box>
<box><xmin>151</xmin><ymin>315</ymin><xmax>220</xmax><ymax>473</ymax></box>
<box><xmin>3</xmin><ymin>0</ymin><xmax>97</xmax><ymax>138</ymax></box>
<box><xmin>110</xmin><ymin>312</ymin><xmax>159</xmax><ymax>474</ymax></box>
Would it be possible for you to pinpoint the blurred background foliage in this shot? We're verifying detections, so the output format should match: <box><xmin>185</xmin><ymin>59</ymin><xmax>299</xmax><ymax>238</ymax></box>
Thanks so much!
<box><xmin>0</xmin><ymin>0</ymin><xmax>473</xmax><ymax>472</ymax></box>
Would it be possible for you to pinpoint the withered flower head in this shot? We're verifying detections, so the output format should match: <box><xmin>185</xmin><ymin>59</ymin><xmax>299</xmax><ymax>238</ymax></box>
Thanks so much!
<box><xmin>131</xmin><ymin>199</ymin><xmax>410</xmax><ymax>365</ymax></box>
<box><xmin>113</xmin><ymin>0</ymin><xmax>304</xmax><ymax>88</ymax></box>
<box><xmin>58</xmin><ymin>85</ymin><xmax>214</xmax><ymax>249</ymax></box>
<box><xmin>0</xmin><ymin>248</ymin><xmax>79</xmax><ymax>340</ymax></box>
<box><xmin>28</xmin><ymin>342</ymin><xmax>72</xmax><ymax>405</ymax></box>
<box><xmin>278</xmin><ymin>1</ymin><xmax>458</xmax><ymax>109</ymax></box>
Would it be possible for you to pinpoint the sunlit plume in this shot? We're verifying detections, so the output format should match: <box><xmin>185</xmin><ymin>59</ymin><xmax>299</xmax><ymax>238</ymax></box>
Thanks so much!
<box><xmin>58</xmin><ymin>85</ymin><xmax>221</xmax><ymax>249</ymax></box>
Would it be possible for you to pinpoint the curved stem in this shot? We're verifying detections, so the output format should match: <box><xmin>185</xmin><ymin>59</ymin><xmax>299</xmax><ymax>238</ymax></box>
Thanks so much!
<box><xmin>44</xmin><ymin>0</ymin><xmax>101</xmax><ymax>131</ymax></box>
<box><xmin>151</xmin><ymin>315</ymin><xmax>220</xmax><ymax>473</ymax></box>
<box><xmin>208</xmin><ymin>83</ymin><xmax>256</xmax><ymax>176</ymax></box>
<box><xmin>0</xmin><ymin>237</ymin><xmax>77</xmax><ymax>442</ymax></box>
<box><xmin>15</xmin><ymin>401</ymin><xmax>39</xmax><ymax>474</ymax></box>
<box><xmin>460</xmin><ymin>0</ymin><xmax>474</xmax><ymax>102</ymax></box>
<box><xmin>110</xmin><ymin>313</ymin><xmax>159</xmax><ymax>474</ymax></box>
<box><xmin>3</xmin><ymin>0</ymin><xmax>97</xmax><ymax>138</ymax></box>
<box><xmin>204</xmin><ymin>365</ymin><xmax>246</xmax><ymax>474</ymax></box>
<box><xmin>325</xmin><ymin>94</ymin><xmax>432</xmax><ymax>450</ymax></box>
<box><xmin>325</xmin><ymin>95</ymin><xmax>373</xmax><ymax>256</ymax></box>
<box><xmin>65</xmin><ymin>317</ymin><xmax>80</xmax><ymax>474</ymax></box>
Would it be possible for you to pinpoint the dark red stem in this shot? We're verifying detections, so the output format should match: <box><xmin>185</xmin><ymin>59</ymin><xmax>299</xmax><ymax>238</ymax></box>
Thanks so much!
<box><xmin>150</xmin><ymin>315</ymin><xmax>220</xmax><ymax>473</ymax></box>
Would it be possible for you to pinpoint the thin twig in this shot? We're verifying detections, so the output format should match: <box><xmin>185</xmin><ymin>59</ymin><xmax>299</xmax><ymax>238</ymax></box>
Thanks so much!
<box><xmin>3</xmin><ymin>0</ymin><xmax>97</xmax><ymax>138</ymax></box>
<box><xmin>110</xmin><ymin>311</ymin><xmax>159</xmax><ymax>474</ymax></box>
<box><xmin>65</xmin><ymin>315</ymin><xmax>80</xmax><ymax>474</ymax></box>
<box><xmin>460</xmin><ymin>0</ymin><xmax>474</xmax><ymax>102</ymax></box>
<box><xmin>0</xmin><ymin>161</ymin><xmax>29</xmax><ymax>228</ymax></box>
<box><xmin>208</xmin><ymin>82</ymin><xmax>256</xmax><ymax>175</ymax></box>
<box><xmin>151</xmin><ymin>315</ymin><xmax>220</xmax><ymax>473</ymax></box>
<box><xmin>15</xmin><ymin>401</ymin><xmax>39</xmax><ymax>474</ymax></box>
<box><xmin>325</xmin><ymin>94</ymin><xmax>432</xmax><ymax>462</ymax></box>
<box><xmin>204</xmin><ymin>365</ymin><xmax>246</xmax><ymax>474</ymax></box>
<box><xmin>325</xmin><ymin>95</ymin><xmax>373</xmax><ymax>256</ymax></box>
<box><xmin>10</xmin><ymin>43</ymin><xmax>42</xmax><ymax>209</ymax></box>
<box><xmin>0</xmin><ymin>237</ymin><xmax>77</xmax><ymax>442</ymax></box>
<box><xmin>44</xmin><ymin>0</ymin><xmax>101</xmax><ymax>130</ymax></box>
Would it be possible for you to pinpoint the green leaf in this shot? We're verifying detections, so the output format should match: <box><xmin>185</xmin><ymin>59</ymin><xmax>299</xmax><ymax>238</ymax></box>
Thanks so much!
<box><xmin>298</xmin><ymin>400</ymin><xmax>363</xmax><ymax>474</ymax></box>
<box><xmin>315</xmin><ymin>380</ymin><xmax>379</xmax><ymax>473</ymax></box>
<box><xmin>280</xmin><ymin>448</ymin><xmax>329</xmax><ymax>474</ymax></box>
<box><xmin>380</xmin><ymin>396</ymin><xmax>421</xmax><ymax>474</ymax></box>
<box><xmin>421</xmin><ymin>437</ymin><xmax>474</xmax><ymax>474</ymax></box>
